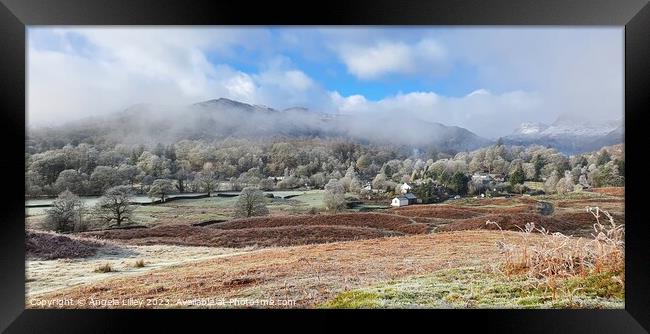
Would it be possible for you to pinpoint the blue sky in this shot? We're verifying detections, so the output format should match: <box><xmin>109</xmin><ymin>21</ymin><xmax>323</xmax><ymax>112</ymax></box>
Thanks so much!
<box><xmin>28</xmin><ymin>27</ymin><xmax>623</xmax><ymax>138</ymax></box>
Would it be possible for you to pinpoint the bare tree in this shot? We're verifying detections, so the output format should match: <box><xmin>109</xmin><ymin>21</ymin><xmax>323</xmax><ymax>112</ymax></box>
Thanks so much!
<box><xmin>234</xmin><ymin>187</ymin><xmax>269</xmax><ymax>218</ymax></box>
<box><xmin>95</xmin><ymin>185</ymin><xmax>134</xmax><ymax>227</ymax></box>
<box><xmin>44</xmin><ymin>190</ymin><xmax>85</xmax><ymax>232</ymax></box>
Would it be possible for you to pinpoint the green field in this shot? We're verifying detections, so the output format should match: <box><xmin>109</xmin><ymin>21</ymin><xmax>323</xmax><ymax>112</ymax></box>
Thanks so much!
<box><xmin>26</xmin><ymin>190</ymin><xmax>329</xmax><ymax>226</ymax></box>
<box><xmin>290</xmin><ymin>190</ymin><xmax>325</xmax><ymax>207</ymax></box>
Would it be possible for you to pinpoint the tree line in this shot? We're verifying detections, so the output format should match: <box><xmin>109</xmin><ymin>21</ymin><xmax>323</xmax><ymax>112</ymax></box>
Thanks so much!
<box><xmin>27</xmin><ymin>137</ymin><xmax>624</xmax><ymax>201</ymax></box>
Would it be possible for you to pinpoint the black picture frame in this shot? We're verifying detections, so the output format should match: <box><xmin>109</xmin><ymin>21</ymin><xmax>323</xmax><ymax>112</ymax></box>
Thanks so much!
<box><xmin>1</xmin><ymin>0</ymin><xmax>648</xmax><ymax>332</ymax></box>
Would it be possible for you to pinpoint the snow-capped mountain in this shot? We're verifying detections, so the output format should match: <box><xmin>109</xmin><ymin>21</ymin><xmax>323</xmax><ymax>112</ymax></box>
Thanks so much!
<box><xmin>511</xmin><ymin>122</ymin><xmax>549</xmax><ymax>136</ymax></box>
<box><xmin>505</xmin><ymin>116</ymin><xmax>623</xmax><ymax>154</ymax></box>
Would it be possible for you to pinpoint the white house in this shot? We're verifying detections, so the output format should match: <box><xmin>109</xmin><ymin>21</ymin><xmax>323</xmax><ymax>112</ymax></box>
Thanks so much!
<box><xmin>399</xmin><ymin>183</ymin><xmax>412</xmax><ymax>194</ymax></box>
<box><xmin>391</xmin><ymin>192</ymin><xmax>418</xmax><ymax>207</ymax></box>
<box><xmin>391</xmin><ymin>196</ymin><xmax>409</xmax><ymax>207</ymax></box>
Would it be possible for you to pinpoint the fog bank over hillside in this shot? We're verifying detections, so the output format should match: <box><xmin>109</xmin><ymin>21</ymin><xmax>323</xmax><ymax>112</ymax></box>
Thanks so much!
<box><xmin>28</xmin><ymin>98</ymin><xmax>491</xmax><ymax>152</ymax></box>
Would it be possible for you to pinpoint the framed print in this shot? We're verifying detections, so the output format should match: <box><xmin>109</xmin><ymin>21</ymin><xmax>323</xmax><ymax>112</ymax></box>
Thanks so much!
<box><xmin>1</xmin><ymin>0</ymin><xmax>649</xmax><ymax>332</ymax></box>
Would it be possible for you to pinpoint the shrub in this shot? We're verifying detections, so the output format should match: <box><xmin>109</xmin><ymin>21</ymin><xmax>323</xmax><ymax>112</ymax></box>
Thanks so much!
<box><xmin>94</xmin><ymin>263</ymin><xmax>115</xmax><ymax>273</ymax></box>
<box><xmin>43</xmin><ymin>190</ymin><xmax>85</xmax><ymax>233</ymax></box>
<box><xmin>488</xmin><ymin>206</ymin><xmax>624</xmax><ymax>299</ymax></box>
<box><xmin>26</xmin><ymin>230</ymin><xmax>102</xmax><ymax>260</ymax></box>
<box><xmin>134</xmin><ymin>259</ymin><xmax>145</xmax><ymax>268</ymax></box>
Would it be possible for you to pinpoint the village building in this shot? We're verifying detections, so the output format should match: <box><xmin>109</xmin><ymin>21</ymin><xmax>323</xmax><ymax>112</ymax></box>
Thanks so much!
<box><xmin>404</xmin><ymin>192</ymin><xmax>419</xmax><ymax>204</ymax></box>
<box><xmin>399</xmin><ymin>182</ymin><xmax>412</xmax><ymax>194</ymax></box>
<box><xmin>390</xmin><ymin>192</ymin><xmax>419</xmax><ymax>207</ymax></box>
<box><xmin>391</xmin><ymin>196</ymin><xmax>409</xmax><ymax>207</ymax></box>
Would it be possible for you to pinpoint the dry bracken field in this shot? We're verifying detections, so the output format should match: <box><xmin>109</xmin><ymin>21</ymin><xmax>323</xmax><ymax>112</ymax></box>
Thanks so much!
<box><xmin>26</xmin><ymin>189</ymin><xmax>625</xmax><ymax>309</ymax></box>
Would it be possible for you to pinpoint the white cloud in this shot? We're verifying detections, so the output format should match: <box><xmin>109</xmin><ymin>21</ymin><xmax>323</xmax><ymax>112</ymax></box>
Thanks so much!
<box><xmin>27</xmin><ymin>28</ymin><xmax>327</xmax><ymax>125</ymax></box>
<box><xmin>467</xmin><ymin>89</ymin><xmax>490</xmax><ymax>97</ymax></box>
<box><xmin>438</xmin><ymin>28</ymin><xmax>624</xmax><ymax>123</ymax></box>
<box><xmin>28</xmin><ymin>27</ymin><xmax>623</xmax><ymax>138</ymax></box>
<box><xmin>222</xmin><ymin>71</ymin><xmax>257</xmax><ymax>102</ymax></box>
<box><xmin>330</xmin><ymin>89</ymin><xmax>543</xmax><ymax>138</ymax></box>
<box><xmin>334</xmin><ymin>38</ymin><xmax>448</xmax><ymax>80</ymax></box>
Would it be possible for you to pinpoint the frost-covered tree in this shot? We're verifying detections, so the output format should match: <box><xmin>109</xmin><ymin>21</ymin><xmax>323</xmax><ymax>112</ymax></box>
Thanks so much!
<box><xmin>234</xmin><ymin>187</ymin><xmax>269</xmax><ymax>218</ymax></box>
<box><xmin>195</xmin><ymin>163</ymin><xmax>218</xmax><ymax>196</ymax></box>
<box><xmin>44</xmin><ymin>190</ymin><xmax>85</xmax><ymax>232</ymax></box>
<box><xmin>578</xmin><ymin>174</ymin><xmax>590</xmax><ymax>188</ymax></box>
<box><xmin>555</xmin><ymin>172</ymin><xmax>575</xmax><ymax>194</ymax></box>
<box><xmin>544</xmin><ymin>170</ymin><xmax>560</xmax><ymax>194</ymax></box>
<box><xmin>148</xmin><ymin>179</ymin><xmax>175</xmax><ymax>202</ymax></box>
<box><xmin>117</xmin><ymin>164</ymin><xmax>139</xmax><ymax>188</ymax></box>
<box><xmin>323</xmin><ymin>179</ymin><xmax>346</xmax><ymax>212</ymax></box>
<box><xmin>89</xmin><ymin>166</ymin><xmax>123</xmax><ymax>194</ymax></box>
<box><xmin>54</xmin><ymin>169</ymin><xmax>87</xmax><ymax>194</ymax></box>
<box><xmin>94</xmin><ymin>185</ymin><xmax>134</xmax><ymax>227</ymax></box>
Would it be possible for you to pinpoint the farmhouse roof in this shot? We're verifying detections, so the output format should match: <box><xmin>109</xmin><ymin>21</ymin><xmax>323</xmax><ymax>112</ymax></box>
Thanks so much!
<box><xmin>404</xmin><ymin>193</ymin><xmax>417</xmax><ymax>199</ymax></box>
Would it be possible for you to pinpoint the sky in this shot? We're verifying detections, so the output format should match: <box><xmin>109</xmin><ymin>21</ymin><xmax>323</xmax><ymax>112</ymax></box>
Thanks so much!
<box><xmin>27</xmin><ymin>27</ymin><xmax>623</xmax><ymax>138</ymax></box>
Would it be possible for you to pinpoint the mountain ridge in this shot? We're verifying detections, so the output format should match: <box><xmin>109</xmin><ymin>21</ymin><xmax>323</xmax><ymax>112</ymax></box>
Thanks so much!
<box><xmin>505</xmin><ymin>117</ymin><xmax>623</xmax><ymax>154</ymax></box>
<box><xmin>28</xmin><ymin>98</ymin><xmax>492</xmax><ymax>153</ymax></box>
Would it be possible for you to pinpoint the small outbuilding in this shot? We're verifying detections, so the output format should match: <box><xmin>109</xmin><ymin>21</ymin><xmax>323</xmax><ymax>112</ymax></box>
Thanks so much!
<box><xmin>391</xmin><ymin>196</ymin><xmax>409</xmax><ymax>207</ymax></box>
<box><xmin>404</xmin><ymin>192</ymin><xmax>418</xmax><ymax>204</ymax></box>
<box><xmin>391</xmin><ymin>192</ymin><xmax>418</xmax><ymax>207</ymax></box>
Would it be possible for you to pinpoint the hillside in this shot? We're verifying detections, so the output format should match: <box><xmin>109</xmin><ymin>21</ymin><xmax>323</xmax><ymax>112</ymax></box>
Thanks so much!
<box><xmin>27</xmin><ymin>98</ymin><xmax>491</xmax><ymax>152</ymax></box>
<box><xmin>505</xmin><ymin>116</ymin><xmax>623</xmax><ymax>154</ymax></box>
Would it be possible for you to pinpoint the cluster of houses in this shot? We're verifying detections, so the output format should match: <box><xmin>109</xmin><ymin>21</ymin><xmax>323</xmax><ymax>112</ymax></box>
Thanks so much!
<box><xmin>390</xmin><ymin>183</ymin><xmax>421</xmax><ymax>207</ymax></box>
<box><xmin>389</xmin><ymin>172</ymin><xmax>507</xmax><ymax>207</ymax></box>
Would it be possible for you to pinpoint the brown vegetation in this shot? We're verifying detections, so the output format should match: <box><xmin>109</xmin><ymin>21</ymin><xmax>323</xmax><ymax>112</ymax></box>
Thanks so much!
<box><xmin>554</xmin><ymin>211</ymin><xmax>624</xmax><ymax>228</ymax></box>
<box><xmin>438</xmin><ymin>213</ymin><xmax>569</xmax><ymax>233</ymax></box>
<box><xmin>489</xmin><ymin>206</ymin><xmax>624</xmax><ymax>299</ymax></box>
<box><xmin>30</xmin><ymin>230</ymin><xmax>546</xmax><ymax>308</ymax></box>
<box><xmin>393</xmin><ymin>203</ymin><xmax>536</xmax><ymax>219</ymax></box>
<box><xmin>83</xmin><ymin>213</ymin><xmax>427</xmax><ymax>248</ymax></box>
<box><xmin>212</xmin><ymin>212</ymin><xmax>430</xmax><ymax>234</ymax></box>
<box><xmin>457</xmin><ymin>197</ymin><xmax>539</xmax><ymax>206</ymax></box>
<box><xmin>392</xmin><ymin>205</ymin><xmax>484</xmax><ymax>219</ymax></box>
<box><xmin>26</xmin><ymin>230</ymin><xmax>104</xmax><ymax>260</ymax></box>
<box><xmin>93</xmin><ymin>263</ymin><xmax>115</xmax><ymax>273</ymax></box>
<box><xmin>590</xmin><ymin>187</ymin><xmax>624</xmax><ymax>197</ymax></box>
<box><xmin>555</xmin><ymin>198</ymin><xmax>623</xmax><ymax>208</ymax></box>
